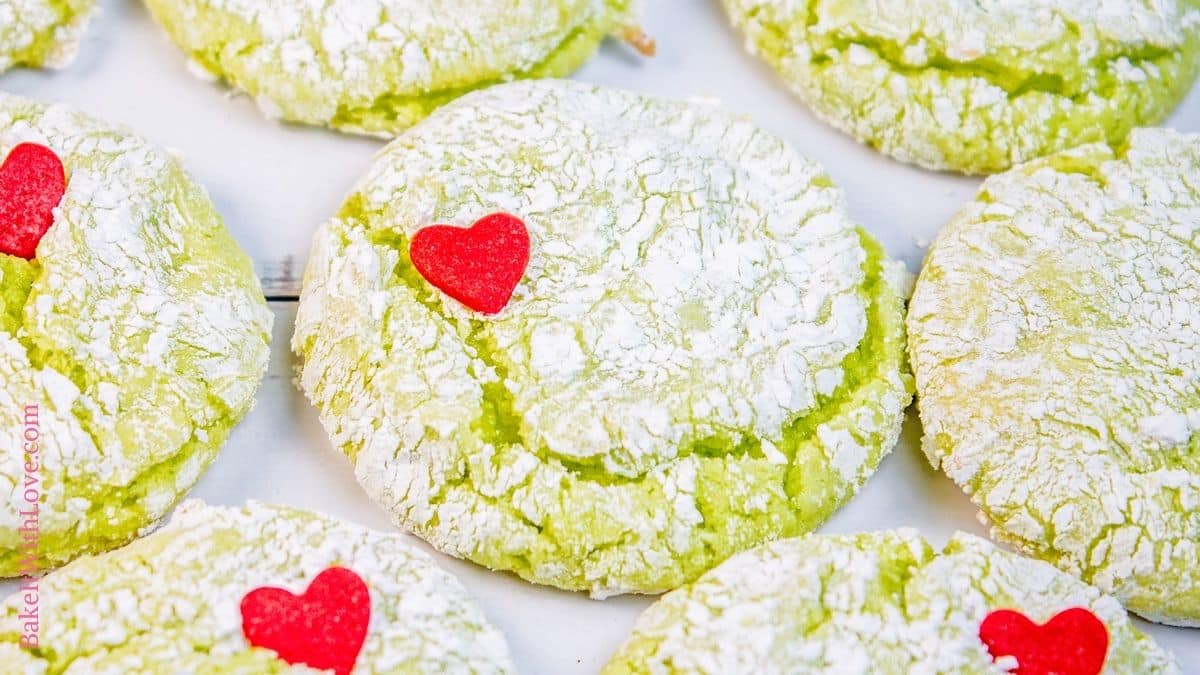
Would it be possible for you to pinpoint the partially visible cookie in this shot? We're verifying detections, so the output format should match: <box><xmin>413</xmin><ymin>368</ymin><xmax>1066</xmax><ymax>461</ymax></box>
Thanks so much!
<box><xmin>0</xmin><ymin>0</ymin><xmax>93</xmax><ymax>73</ymax></box>
<box><xmin>143</xmin><ymin>0</ymin><xmax>641</xmax><ymax>135</ymax></box>
<box><xmin>604</xmin><ymin>530</ymin><xmax>1178</xmax><ymax>674</ymax></box>
<box><xmin>0</xmin><ymin>93</ymin><xmax>272</xmax><ymax>576</ymax></box>
<box><xmin>908</xmin><ymin>128</ymin><xmax>1200</xmax><ymax>625</ymax></box>
<box><xmin>0</xmin><ymin>501</ymin><xmax>515</xmax><ymax>674</ymax></box>
<box><xmin>721</xmin><ymin>0</ymin><xmax>1200</xmax><ymax>174</ymax></box>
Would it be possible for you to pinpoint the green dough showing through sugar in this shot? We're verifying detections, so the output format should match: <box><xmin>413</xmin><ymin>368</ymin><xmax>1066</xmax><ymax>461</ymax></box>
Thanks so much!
<box><xmin>294</xmin><ymin>80</ymin><xmax>913</xmax><ymax>596</ymax></box>
<box><xmin>604</xmin><ymin>531</ymin><xmax>1178</xmax><ymax>674</ymax></box>
<box><xmin>0</xmin><ymin>94</ymin><xmax>272</xmax><ymax>577</ymax></box>
<box><xmin>0</xmin><ymin>501</ymin><xmax>516</xmax><ymax>673</ymax></box>
<box><xmin>0</xmin><ymin>255</ymin><xmax>35</xmax><ymax>336</ymax></box>
<box><xmin>0</xmin><ymin>0</ymin><xmax>94</xmax><ymax>73</ymax></box>
<box><xmin>721</xmin><ymin>0</ymin><xmax>1200</xmax><ymax>174</ymax></box>
<box><xmin>908</xmin><ymin>128</ymin><xmax>1200</xmax><ymax>626</ymax></box>
<box><xmin>143</xmin><ymin>0</ymin><xmax>635</xmax><ymax>136</ymax></box>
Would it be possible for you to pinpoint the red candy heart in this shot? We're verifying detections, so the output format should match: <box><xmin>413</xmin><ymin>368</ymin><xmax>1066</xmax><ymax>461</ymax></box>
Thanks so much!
<box><xmin>979</xmin><ymin>607</ymin><xmax>1108</xmax><ymax>675</ymax></box>
<box><xmin>0</xmin><ymin>143</ymin><xmax>66</xmax><ymax>260</ymax></box>
<box><xmin>241</xmin><ymin>567</ymin><xmax>371</xmax><ymax>675</ymax></box>
<box><xmin>409</xmin><ymin>212</ymin><xmax>530</xmax><ymax>314</ymax></box>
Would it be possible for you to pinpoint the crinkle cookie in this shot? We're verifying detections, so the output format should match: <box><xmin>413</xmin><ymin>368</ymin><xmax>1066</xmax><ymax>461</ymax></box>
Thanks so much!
<box><xmin>0</xmin><ymin>501</ymin><xmax>515</xmax><ymax>674</ymax></box>
<box><xmin>0</xmin><ymin>0</ymin><xmax>93</xmax><ymax>73</ymax></box>
<box><xmin>0</xmin><ymin>93</ymin><xmax>271</xmax><ymax>576</ymax></box>
<box><xmin>143</xmin><ymin>0</ymin><xmax>643</xmax><ymax>136</ymax></box>
<box><xmin>721</xmin><ymin>0</ymin><xmax>1200</xmax><ymax>174</ymax></box>
<box><xmin>293</xmin><ymin>79</ymin><xmax>913</xmax><ymax>596</ymax></box>
<box><xmin>908</xmin><ymin>128</ymin><xmax>1200</xmax><ymax>625</ymax></box>
<box><xmin>604</xmin><ymin>531</ymin><xmax>1178</xmax><ymax>674</ymax></box>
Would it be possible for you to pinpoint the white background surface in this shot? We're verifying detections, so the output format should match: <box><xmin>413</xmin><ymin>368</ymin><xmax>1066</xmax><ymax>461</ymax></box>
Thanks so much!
<box><xmin>2</xmin><ymin>0</ymin><xmax>1198</xmax><ymax>672</ymax></box>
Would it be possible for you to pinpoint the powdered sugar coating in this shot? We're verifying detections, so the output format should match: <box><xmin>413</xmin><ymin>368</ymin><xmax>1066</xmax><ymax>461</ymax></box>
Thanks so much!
<box><xmin>908</xmin><ymin>129</ymin><xmax>1200</xmax><ymax>625</ymax></box>
<box><xmin>0</xmin><ymin>0</ymin><xmax>93</xmax><ymax>73</ymax></box>
<box><xmin>144</xmin><ymin>0</ymin><xmax>634</xmax><ymax>135</ymax></box>
<box><xmin>722</xmin><ymin>0</ymin><xmax>1200</xmax><ymax>174</ymax></box>
<box><xmin>0</xmin><ymin>501</ymin><xmax>515</xmax><ymax>673</ymax></box>
<box><xmin>604</xmin><ymin>531</ymin><xmax>1178</xmax><ymax>674</ymax></box>
<box><xmin>0</xmin><ymin>93</ymin><xmax>272</xmax><ymax>575</ymax></box>
<box><xmin>294</xmin><ymin>80</ymin><xmax>912</xmax><ymax>595</ymax></box>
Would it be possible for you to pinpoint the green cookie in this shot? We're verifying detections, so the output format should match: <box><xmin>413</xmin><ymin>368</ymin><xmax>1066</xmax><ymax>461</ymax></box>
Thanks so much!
<box><xmin>909</xmin><ymin>128</ymin><xmax>1200</xmax><ymax>625</ymax></box>
<box><xmin>0</xmin><ymin>0</ymin><xmax>93</xmax><ymax>72</ymax></box>
<box><xmin>143</xmin><ymin>0</ymin><xmax>637</xmax><ymax>136</ymax></box>
<box><xmin>605</xmin><ymin>531</ymin><xmax>1178</xmax><ymax>673</ymax></box>
<box><xmin>721</xmin><ymin>0</ymin><xmax>1200</xmax><ymax>174</ymax></box>
<box><xmin>0</xmin><ymin>501</ymin><xmax>516</xmax><ymax>673</ymax></box>
<box><xmin>294</xmin><ymin>80</ymin><xmax>913</xmax><ymax>596</ymax></box>
<box><xmin>0</xmin><ymin>93</ymin><xmax>271</xmax><ymax>576</ymax></box>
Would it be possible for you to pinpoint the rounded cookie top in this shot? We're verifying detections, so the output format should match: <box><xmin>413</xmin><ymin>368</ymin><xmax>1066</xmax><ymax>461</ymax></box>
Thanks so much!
<box><xmin>604</xmin><ymin>530</ymin><xmax>1178</xmax><ymax>674</ymax></box>
<box><xmin>0</xmin><ymin>501</ymin><xmax>515</xmax><ymax>674</ymax></box>
<box><xmin>0</xmin><ymin>93</ymin><xmax>272</xmax><ymax>576</ymax></box>
<box><xmin>908</xmin><ymin>128</ymin><xmax>1200</xmax><ymax>625</ymax></box>
<box><xmin>293</xmin><ymin>79</ymin><xmax>912</xmax><ymax>595</ymax></box>
<box><xmin>721</xmin><ymin>0</ymin><xmax>1200</xmax><ymax>173</ymax></box>
<box><xmin>0</xmin><ymin>0</ymin><xmax>94</xmax><ymax>72</ymax></box>
<box><xmin>143</xmin><ymin>0</ymin><xmax>635</xmax><ymax>135</ymax></box>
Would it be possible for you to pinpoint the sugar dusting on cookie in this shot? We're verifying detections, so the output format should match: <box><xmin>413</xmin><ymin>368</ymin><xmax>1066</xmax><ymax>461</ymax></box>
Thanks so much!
<box><xmin>722</xmin><ymin>0</ymin><xmax>1200</xmax><ymax>173</ymax></box>
<box><xmin>294</xmin><ymin>80</ymin><xmax>913</xmax><ymax>596</ymax></box>
<box><xmin>0</xmin><ymin>93</ymin><xmax>273</xmax><ymax>575</ymax></box>
<box><xmin>0</xmin><ymin>501</ymin><xmax>516</xmax><ymax>672</ymax></box>
<box><xmin>604</xmin><ymin>531</ymin><xmax>1178</xmax><ymax>673</ymax></box>
<box><xmin>143</xmin><ymin>0</ymin><xmax>636</xmax><ymax>134</ymax></box>
<box><xmin>0</xmin><ymin>0</ymin><xmax>95</xmax><ymax>73</ymax></box>
<box><xmin>908</xmin><ymin>128</ymin><xmax>1200</xmax><ymax>625</ymax></box>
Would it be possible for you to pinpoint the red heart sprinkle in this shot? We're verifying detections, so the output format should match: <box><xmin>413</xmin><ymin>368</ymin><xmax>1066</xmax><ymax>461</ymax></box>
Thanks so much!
<box><xmin>241</xmin><ymin>567</ymin><xmax>371</xmax><ymax>675</ymax></box>
<box><xmin>409</xmin><ymin>212</ymin><xmax>530</xmax><ymax>314</ymax></box>
<box><xmin>0</xmin><ymin>143</ymin><xmax>66</xmax><ymax>260</ymax></box>
<box><xmin>979</xmin><ymin>607</ymin><xmax>1108</xmax><ymax>675</ymax></box>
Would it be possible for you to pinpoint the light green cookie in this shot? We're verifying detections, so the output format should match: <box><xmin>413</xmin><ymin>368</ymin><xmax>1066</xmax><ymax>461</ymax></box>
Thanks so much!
<box><xmin>604</xmin><ymin>530</ymin><xmax>1178</xmax><ymax>674</ymax></box>
<box><xmin>908</xmin><ymin>128</ymin><xmax>1200</xmax><ymax>625</ymax></box>
<box><xmin>0</xmin><ymin>501</ymin><xmax>515</xmax><ymax>673</ymax></box>
<box><xmin>0</xmin><ymin>93</ymin><xmax>271</xmax><ymax>576</ymax></box>
<box><xmin>0</xmin><ymin>0</ymin><xmax>93</xmax><ymax>72</ymax></box>
<box><xmin>143</xmin><ymin>0</ymin><xmax>638</xmax><ymax>136</ymax></box>
<box><xmin>721</xmin><ymin>0</ymin><xmax>1200</xmax><ymax>174</ymax></box>
<box><xmin>294</xmin><ymin>80</ymin><xmax>913</xmax><ymax>596</ymax></box>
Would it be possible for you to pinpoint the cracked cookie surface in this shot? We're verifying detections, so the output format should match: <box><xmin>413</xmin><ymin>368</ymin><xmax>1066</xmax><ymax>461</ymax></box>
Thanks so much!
<box><xmin>721</xmin><ymin>0</ymin><xmax>1200</xmax><ymax>174</ymax></box>
<box><xmin>0</xmin><ymin>0</ymin><xmax>93</xmax><ymax>73</ymax></box>
<box><xmin>603</xmin><ymin>530</ymin><xmax>1178</xmax><ymax>674</ymax></box>
<box><xmin>908</xmin><ymin>128</ymin><xmax>1200</xmax><ymax>625</ymax></box>
<box><xmin>143</xmin><ymin>0</ymin><xmax>634</xmax><ymax>136</ymax></box>
<box><xmin>0</xmin><ymin>501</ymin><xmax>515</xmax><ymax>674</ymax></box>
<box><xmin>0</xmin><ymin>93</ymin><xmax>272</xmax><ymax>576</ymax></box>
<box><xmin>293</xmin><ymin>80</ymin><xmax>913</xmax><ymax>596</ymax></box>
